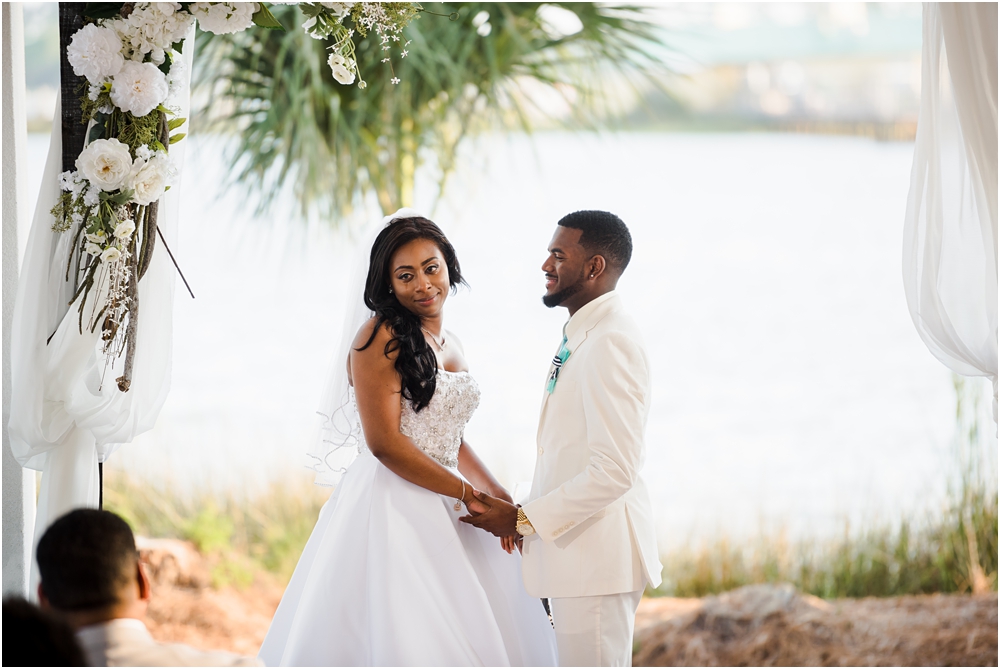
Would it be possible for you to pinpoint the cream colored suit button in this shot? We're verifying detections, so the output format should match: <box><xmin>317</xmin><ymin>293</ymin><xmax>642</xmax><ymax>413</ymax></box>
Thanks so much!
<box><xmin>538</xmin><ymin>446</ymin><xmax>544</xmax><ymax>455</ymax></box>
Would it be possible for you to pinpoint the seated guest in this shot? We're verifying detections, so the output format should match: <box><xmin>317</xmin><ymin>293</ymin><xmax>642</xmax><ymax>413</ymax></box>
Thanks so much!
<box><xmin>36</xmin><ymin>508</ymin><xmax>260</xmax><ymax>667</ymax></box>
<box><xmin>3</xmin><ymin>596</ymin><xmax>87</xmax><ymax>666</ymax></box>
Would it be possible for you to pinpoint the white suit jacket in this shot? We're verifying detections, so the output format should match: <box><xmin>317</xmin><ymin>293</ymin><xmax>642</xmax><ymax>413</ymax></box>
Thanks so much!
<box><xmin>75</xmin><ymin>618</ymin><xmax>261</xmax><ymax>667</ymax></box>
<box><xmin>521</xmin><ymin>292</ymin><xmax>662</xmax><ymax>598</ymax></box>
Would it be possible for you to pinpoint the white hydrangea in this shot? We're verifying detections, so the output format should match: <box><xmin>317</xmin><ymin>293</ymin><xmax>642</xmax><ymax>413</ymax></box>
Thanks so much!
<box><xmin>115</xmin><ymin>3</ymin><xmax>194</xmax><ymax>64</ymax></box>
<box><xmin>111</xmin><ymin>61</ymin><xmax>169</xmax><ymax>117</ymax></box>
<box><xmin>127</xmin><ymin>152</ymin><xmax>175</xmax><ymax>206</ymax></box>
<box><xmin>165</xmin><ymin>55</ymin><xmax>188</xmax><ymax>103</ymax></box>
<box><xmin>83</xmin><ymin>188</ymin><xmax>101</xmax><ymax>207</ymax></box>
<box><xmin>67</xmin><ymin>24</ymin><xmax>125</xmax><ymax>85</ymax></box>
<box><xmin>59</xmin><ymin>170</ymin><xmax>77</xmax><ymax>191</ymax></box>
<box><xmin>76</xmin><ymin>138</ymin><xmax>133</xmax><ymax>192</ymax></box>
<box><xmin>191</xmin><ymin>2</ymin><xmax>259</xmax><ymax>35</ymax></box>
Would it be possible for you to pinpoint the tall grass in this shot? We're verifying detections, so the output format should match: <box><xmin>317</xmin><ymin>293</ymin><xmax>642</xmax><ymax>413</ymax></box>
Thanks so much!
<box><xmin>102</xmin><ymin>472</ymin><xmax>331</xmax><ymax>587</ymax></box>
<box><xmin>653</xmin><ymin>375</ymin><xmax>998</xmax><ymax>598</ymax></box>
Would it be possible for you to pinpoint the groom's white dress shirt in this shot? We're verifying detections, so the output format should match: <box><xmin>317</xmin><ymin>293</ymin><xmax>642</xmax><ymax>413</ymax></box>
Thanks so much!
<box><xmin>520</xmin><ymin>291</ymin><xmax>661</xmax><ymax>666</ymax></box>
<box><xmin>521</xmin><ymin>291</ymin><xmax>662</xmax><ymax>598</ymax></box>
<box><xmin>75</xmin><ymin>618</ymin><xmax>262</xmax><ymax>667</ymax></box>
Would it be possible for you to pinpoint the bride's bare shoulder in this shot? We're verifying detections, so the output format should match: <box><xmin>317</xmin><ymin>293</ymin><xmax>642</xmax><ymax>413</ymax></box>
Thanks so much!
<box><xmin>445</xmin><ymin>329</ymin><xmax>466</xmax><ymax>355</ymax></box>
<box><xmin>352</xmin><ymin>317</ymin><xmax>395</xmax><ymax>358</ymax></box>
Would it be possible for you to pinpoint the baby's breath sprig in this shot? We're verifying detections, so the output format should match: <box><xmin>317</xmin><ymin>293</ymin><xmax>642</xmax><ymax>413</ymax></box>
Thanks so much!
<box><xmin>300</xmin><ymin>2</ymin><xmax>419</xmax><ymax>87</ymax></box>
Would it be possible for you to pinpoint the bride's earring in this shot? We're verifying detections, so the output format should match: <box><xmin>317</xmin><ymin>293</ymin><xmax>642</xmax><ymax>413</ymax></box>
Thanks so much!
<box><xmin>388</xmin><ymin>287</ymin><xmax>393</xmax><ymax>294</ymax></box>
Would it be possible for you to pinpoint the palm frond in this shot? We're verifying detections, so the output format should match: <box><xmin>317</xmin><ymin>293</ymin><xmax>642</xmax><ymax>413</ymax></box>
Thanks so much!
<box><xmin>193</xmin><ymin>2</ymin><xmax>668</xmax><ymax>223</ymax></box>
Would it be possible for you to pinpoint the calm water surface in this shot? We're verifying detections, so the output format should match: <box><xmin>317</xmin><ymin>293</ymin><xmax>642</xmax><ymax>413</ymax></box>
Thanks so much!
<box><xmin>24</xmin><ymin>131</ymin><xmax>990</xmax><ymax>547</ymax></box>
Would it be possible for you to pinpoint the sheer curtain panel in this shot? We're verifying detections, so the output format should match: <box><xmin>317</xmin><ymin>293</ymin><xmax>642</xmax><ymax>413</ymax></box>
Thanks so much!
<box><xmin>903</xmin><ymin>2</ymin><xmax>998</xmax><ymax>422</ymax></box>
<box><xmin>8</xmin><ymin>40</ymin><xmax>193</xmax><ymax>591</ymax></box>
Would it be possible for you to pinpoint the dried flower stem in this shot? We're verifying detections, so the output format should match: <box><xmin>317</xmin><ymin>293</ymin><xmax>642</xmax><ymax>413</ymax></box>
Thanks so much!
<box><xmin>117</xmin><ymin>235</ymin><xmax>140</xmax><ymax>393</ymax></box>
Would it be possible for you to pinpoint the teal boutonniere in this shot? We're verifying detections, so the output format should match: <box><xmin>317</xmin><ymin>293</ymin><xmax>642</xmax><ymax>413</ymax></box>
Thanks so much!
<box><xmin>546</xmin><ymin>336</ymin><xmax>571</xmax><ymax>394</ymax></box>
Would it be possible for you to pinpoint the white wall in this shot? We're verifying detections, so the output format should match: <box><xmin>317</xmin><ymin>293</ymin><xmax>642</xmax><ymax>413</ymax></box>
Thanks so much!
<box><xmin>3</xmin><ymin>2</ymin><xmax>37</xmax><ymax>599</ymax></box>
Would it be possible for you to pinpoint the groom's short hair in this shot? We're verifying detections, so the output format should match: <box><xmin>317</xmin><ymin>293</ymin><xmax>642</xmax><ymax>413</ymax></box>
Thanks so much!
<box><xmin>557</xmin><ymin>210</ymin><xmax>633</xmax><ymax>273</ymax></box>
<box><xmin>36</xmin><ymin>509</ymin><xmax>138</xmax><ymax>611</ymax></box>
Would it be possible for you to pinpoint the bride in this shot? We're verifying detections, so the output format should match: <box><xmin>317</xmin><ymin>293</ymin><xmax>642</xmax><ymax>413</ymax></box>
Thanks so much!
<box><xmin>258</xmin><ymin>211</ymin><xmax>558</xmax><ymax>666</ymax></box>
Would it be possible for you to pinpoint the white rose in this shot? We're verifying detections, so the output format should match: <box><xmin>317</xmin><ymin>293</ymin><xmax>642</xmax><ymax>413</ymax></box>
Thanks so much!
<box><xmin>67</xmin><ymin>24</ymin><xmax>125</xmax><ymax>85</ymax></box>
<box><xmin>86</xmin><ymin>242</ymin><xmax>104</xmax><ymax>257</ymax></box>
<box><xmin>101</xmin><ymin>247</ymin><xmax>122</xmax><ymax>264</ymax></box>
<box><xmin>111</xmin><ymin>61</ymin><xmax>169</xmax><ymax>117</ymax></box>
<box><xmin>328</xmin><ymin>53</ymin><xmax>346</xmax><ymax>67</ymax></box>
<box><xmin>127</xmin><ymin>153</ymin><xmax>174</xmax><ymax>206</ymax></box>
<box><xmin>330</xmin><ymin>62</ymin><xmax>355</xmax><ymax>86</ymax></box>
<box><xmin>192</xmin><ymin>2</ymin><xmax>259</xmax><ymax>35</ymax></box>
<box><xmin>86</xmin><ymin>230</ymin><xmax>107</xmax><ymax>244</ymax></box>
<box><xmin>76</xmin><ymin>138</ymin><xmax>133</xmax><ymax>192</ymax></box>
<box><xmin>114</xmin><ymin>218</ymin><xmax>136</xmax><ymax>240</ymax></box>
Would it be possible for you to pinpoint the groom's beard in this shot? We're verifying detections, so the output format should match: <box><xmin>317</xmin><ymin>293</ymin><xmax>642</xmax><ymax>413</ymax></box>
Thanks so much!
<box><xmin>542</xmin><ymin>268</ymin><xmax>586</xmax><ymax>308</ymax></box>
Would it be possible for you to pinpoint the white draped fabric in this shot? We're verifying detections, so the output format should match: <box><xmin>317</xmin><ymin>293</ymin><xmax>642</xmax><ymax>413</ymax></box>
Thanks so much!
<box><xmin>903</xmin><ymin>3</ymin><xmax>998</xmax><ymax>422</ymax></box>
<box><xmin>9</xmin><ymin>42</ymin><xmax>193</xmax><ymax>586</ymax></box>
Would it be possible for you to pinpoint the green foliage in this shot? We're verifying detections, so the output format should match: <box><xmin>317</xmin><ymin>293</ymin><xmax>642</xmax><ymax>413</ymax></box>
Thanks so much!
<box><xmin>193</xmin><ymin>2</ymin><xmax>666</xmax><ymax>222</ymax></box>
<box><xmin>252</xmin><ymin>3</ymin><xmax>287</xmax><ymax>31</ymax></box>
<box><xmin>653</xmin><ymin>376</ymin><xmax>998</xmax><ymax>599</ymax></box>
<box><xmin>103</xmin><ymin>471</ymin><xmax>332</xmax><ymax>587</ymax></box>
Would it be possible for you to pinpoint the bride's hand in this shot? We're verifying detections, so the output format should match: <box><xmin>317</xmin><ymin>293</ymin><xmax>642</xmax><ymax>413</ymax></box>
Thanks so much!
<box><xmin>485</xmin><ymin>485</ymin><xmax>513</xmax><ymax>505</ymax></box>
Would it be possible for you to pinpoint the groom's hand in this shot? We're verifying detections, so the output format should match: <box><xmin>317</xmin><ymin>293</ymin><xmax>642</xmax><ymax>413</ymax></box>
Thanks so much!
<box><xmin>459</xmin><ymin>491</ymin><xmax>518</xmax><ymax>538</ymax></box>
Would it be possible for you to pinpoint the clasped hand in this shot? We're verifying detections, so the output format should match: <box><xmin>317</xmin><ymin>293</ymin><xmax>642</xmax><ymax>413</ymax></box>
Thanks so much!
<box><xmin>460</xmin><ymin>489</ymin><xmax>522</xmax><ymax>554</ymax></box>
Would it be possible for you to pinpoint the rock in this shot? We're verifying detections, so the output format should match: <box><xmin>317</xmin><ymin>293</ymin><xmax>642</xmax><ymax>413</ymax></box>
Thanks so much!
<box><xmin>136</xmin><ymin>536</ymin><xmax>210</xmax><ymax>590</ymax></box>
<box><xmin>633</xmin><ymin>585</ymin><xmax>998</xmax><ymax>667</ymax></box>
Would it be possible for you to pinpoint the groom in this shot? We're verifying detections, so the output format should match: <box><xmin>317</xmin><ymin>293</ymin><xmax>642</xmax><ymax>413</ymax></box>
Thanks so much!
<box><xmin>462</xmin><ymin>210</ymin><xmax>662</xmax><ymax>666</ymax></box>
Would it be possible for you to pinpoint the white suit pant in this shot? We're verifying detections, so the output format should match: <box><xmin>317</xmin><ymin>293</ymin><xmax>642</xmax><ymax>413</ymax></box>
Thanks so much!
<box><xmin>550</xmin><ymin>590</ymin><xmax>643</xmax><ymax>667</ymax></box>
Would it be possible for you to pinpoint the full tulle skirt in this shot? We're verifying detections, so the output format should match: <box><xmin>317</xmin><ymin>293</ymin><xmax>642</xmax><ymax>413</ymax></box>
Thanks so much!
<box><xmin>258</xmin><ymin>452</ymin><xmax>558</xmax><ymax>666</ymax></box>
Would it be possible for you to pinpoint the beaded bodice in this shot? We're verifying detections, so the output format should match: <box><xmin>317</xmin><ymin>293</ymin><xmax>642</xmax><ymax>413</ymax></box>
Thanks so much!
<box><xmin>358</xmin><ymin>370</ymin><xmax>480</xmax><ymax>468</ymax></box>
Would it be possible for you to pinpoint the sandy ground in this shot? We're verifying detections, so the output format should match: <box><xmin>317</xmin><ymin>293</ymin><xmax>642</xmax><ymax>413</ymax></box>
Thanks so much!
<box><xmin>137</xmin><ymin>539</ymin><xmax>998</xmax><ymax>666</ymax></box>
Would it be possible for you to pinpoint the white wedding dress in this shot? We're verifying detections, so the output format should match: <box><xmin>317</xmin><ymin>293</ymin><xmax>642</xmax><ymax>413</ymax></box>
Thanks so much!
<box><xmin>258</xmin><ymin>370</ymin><xmax>558</xmax><ymax>666</ymax></box>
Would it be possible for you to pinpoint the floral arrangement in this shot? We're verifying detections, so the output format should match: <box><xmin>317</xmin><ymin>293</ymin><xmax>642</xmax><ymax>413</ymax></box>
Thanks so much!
<box><xmin>52</xmin><ymin>2</ymin><xmax>420</xmax><ymax>392</ymax></box>
<box><xmin>299</xmin><ymin>3</ymin><xmax>419</xmax><ymax>87</ymax></box>
<box><xmin>51</xmin><ymin>2</ymin><xmax>285</xmax><ymax>391</ymax></box>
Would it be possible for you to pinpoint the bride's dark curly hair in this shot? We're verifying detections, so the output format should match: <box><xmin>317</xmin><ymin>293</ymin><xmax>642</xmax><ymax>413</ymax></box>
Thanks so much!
<box><xmin>356</xmin><ymin>216</ymin><xmax>466</xmax><ymax>412</ymax></box>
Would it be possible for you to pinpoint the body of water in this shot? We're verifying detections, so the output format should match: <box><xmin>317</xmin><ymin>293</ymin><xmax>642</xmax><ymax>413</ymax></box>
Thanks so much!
<box><xmin>23</xmin><ymin>130</ymin><xmax>990</xmax><ymax>548</ymax></box>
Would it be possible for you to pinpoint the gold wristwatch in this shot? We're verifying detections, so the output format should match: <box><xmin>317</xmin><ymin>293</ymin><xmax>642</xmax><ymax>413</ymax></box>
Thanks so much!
<box><xmin>515</xmin><ymin>505</ymin><xmax>535</xmax><ymax>537</ymax></box>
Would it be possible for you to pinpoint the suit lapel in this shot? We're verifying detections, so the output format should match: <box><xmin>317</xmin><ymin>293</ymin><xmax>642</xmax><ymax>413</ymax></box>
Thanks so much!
<box><xmin>537</xmin><ymin>294</ymin><xmax>623</xmax><ymax>428</ymax></box>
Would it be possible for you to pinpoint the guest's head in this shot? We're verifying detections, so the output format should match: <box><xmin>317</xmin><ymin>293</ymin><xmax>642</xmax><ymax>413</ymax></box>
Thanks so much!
<box><xmin>2</xmin><ymin>596</ymin><xmax>87</xmax><ymax>666</ymax></box>
<box><xmin>358</xmin><ymin>215</ymin><xmax>467</xmax><ymax>412</ymax></box>
<box><xmin>542</xmin><ymin>210</ymin><xmax>632</xmax><ymax>312</ymax></box>
<box><xmin>36</xmin><ymin>509</ymin><xmax>151</xmax><ymax>628</ymax></box>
